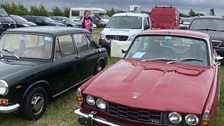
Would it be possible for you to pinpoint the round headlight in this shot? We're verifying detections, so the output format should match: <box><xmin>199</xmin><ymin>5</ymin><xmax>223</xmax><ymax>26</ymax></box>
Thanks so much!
<box><xmin>168</xmin><ymin>112</ymin><xmax>182</xmax><ymax>124</ymax></box>
<box><xmin>0</xmin><ymin>80</ymin><xmax>8</xmax><ymax>95</ymax></box>
<box><xmin>96</xmin><ymin>98</ymin><xmax>106</xmax><ymax>110</ymax></box>
<box><xmin>86</xmin><ymin>95</ymin><xmax>95</xmax><ymax>106</ymax></box>
<box><xmin>185</xmin><ymin>114</ymin><xmax>199</xmax><ymax>126</ymax></box>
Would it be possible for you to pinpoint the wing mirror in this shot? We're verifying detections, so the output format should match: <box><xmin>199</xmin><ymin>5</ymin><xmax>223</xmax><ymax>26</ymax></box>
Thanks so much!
<box><xmin>121</xmin><ymin>49</ymin><xmax>127</xmax><ymax>54</ymax></box>
<box><xmin>215</xmin><ymin>56</ymin><xmax>223</xmax><ymax>65</ymax></box>
<box><xmin>144</xmin><ymin>25</ymin><xmax>150</xmax><ymax>30</ymax></box>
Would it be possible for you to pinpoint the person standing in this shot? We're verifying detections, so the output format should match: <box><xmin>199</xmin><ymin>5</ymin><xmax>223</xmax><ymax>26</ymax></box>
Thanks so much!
<box><xmin>80</xmin><ymin>10</ymin><xmax>93</xmax><ymax>33</ymax></box>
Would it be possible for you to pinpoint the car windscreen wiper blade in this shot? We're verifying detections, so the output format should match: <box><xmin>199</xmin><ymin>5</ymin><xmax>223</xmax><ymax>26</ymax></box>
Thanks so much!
<box><xmin>194</xmin><ymin>28</ymin><xmax>217</xmax><ymax>31</ymax></box>
<box><xmin>2</xmin><ymin>49</ymin><xmax>20</xmax><ymax>60</ymax></box>
<box><xmin>141</xmin><ymin>58</ymin><xmax>176</xmax><ymax>62</ymax></box>
<box><xmin>167</xmin><ymin>58</ymin><xmax>203</xmax><ymax>64</ymax></box>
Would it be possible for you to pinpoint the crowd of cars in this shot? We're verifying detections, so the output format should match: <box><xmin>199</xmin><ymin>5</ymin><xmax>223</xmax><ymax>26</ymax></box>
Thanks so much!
<box><xmin>0</xmin><ymin>5</ymin><xmax>223</xmax><ymax>126</ymax></box>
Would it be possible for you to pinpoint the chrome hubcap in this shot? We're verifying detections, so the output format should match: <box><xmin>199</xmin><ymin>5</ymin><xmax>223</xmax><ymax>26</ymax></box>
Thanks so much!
<box><xmin>97</xmin><ymin>65</ymin><xmax>103</xmax><ymax>72</ymax></box>
<box><xmin>31</xmin><ymin>93</ymin><xmax>44</xmax><ymax>115</ymax></box>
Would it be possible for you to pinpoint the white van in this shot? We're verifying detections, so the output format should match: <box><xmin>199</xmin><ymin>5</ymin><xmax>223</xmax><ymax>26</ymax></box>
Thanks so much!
<box><xmin>69</xmin><ymin>8</ymin><xmax>109</xmax><ymax>22</ymax></box>
<box><xmin>99</xmin><ymin>13</ymin><xmax>151</xmax><ymax>53</ymax></box>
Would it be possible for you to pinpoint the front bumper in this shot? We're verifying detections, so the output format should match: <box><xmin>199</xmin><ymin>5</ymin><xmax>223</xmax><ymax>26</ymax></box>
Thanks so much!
<box><xmin>0</xmin><ymin>104</ymin><xmax>20</xmax><ymax>113</ymax></box>
<box><xmin>74</xmin><ymin>108</ymin><xmax>120</xmax><ymax>126</ymax></box>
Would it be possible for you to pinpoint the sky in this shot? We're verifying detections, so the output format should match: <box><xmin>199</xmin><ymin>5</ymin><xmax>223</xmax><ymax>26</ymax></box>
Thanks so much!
<box><xmin>5</xmin><ymin>0</ymin><xmax>224</xmax><ymax>16</ymax></box>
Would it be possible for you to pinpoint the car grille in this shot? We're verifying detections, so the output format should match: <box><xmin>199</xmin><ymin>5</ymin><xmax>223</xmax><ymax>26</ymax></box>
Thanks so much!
<box><xmin>1</xmin><ymin>23</ymin><xmax>16</xmax><ymax>28</ymax></box>
<box><xmin>212</xmin><ymin>40</ymin><xmax>222</xmax><ymax>47</ymax></box>
<box><xmin>106</xmin><ymin>35</ymin><xmax>128</xmax><ymax>41</ymax></box>
<box><xmin>107</xmin><ymin>102</ymin><xmax>162</xmax><ymax>124</ymax></box>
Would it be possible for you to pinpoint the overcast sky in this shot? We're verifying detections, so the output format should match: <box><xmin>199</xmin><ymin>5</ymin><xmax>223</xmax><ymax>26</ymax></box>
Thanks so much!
<box><xmin>6</xmin><ymin>0</ymin><xmax>224</xmax><ymax>15</ymax></box>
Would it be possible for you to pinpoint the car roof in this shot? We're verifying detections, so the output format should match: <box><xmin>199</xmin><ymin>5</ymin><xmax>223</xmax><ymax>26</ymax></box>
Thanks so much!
<box><xmin>5</xmin><ymin>26</ymin><xmax>90</xmax><ymax>36</ymax></box>
<box><xmin>113</xmin><ymin>12</ymin><xmax>148</xmax><ymax>17</ymax></box>
<box><xmin>140</xmin><ymin>30</ymin><xmax>210</xmax><ymax>39</ymax></box>
<box><xmin>192</xmin><ymin>16</ymin><xmax>223</xmax><ymax>19</ymax></box>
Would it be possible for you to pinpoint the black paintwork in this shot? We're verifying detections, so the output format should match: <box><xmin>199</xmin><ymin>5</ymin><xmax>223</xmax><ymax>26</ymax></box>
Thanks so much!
<box><xmin>0</xmin><ymin>26</ymin><xmax>108</xmax><ymax>108</ymax></box>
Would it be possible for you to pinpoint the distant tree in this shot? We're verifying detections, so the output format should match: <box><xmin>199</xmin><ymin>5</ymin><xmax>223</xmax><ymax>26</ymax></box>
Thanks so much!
<box><xmin>52</xmin><ymin>7</ymin><xmax>63</xmax><ymax>16</ymax></box>
<box><xmin>189</xmin><ymin>9</ymin><xmax>196</xmax><ymax>17</ymax></box>
<box><xmin>179</xmin><ymin>12</ymin><xmax>189</xmax><ymax>17</ymax></box>
<box><xmin>209</xmin><ymin>8</ymin><xmax>215</xmax><ymax>16</ymax></box>
<box><xmin>17</xmin><ymin>4</ymin><xmax>29</xmax><ymax>15</ymax></box>
<box><xmin>30</xmin><ymin>6</ymin><xmax>39</xmax><ymax>15</ymax></box>
<box><xmin>106</xmin><ymin>8</ymin><xmax>116</xmax><ymax>17</ymax></box>
<box><xmin>38</xmin><ymin>4</ymin><xmax>48</xmax><ymax>16</ymax></box>
<box><xmin>63</xmin><ymin>7</ymin><xmax>70</xmax><ymax>17</ymax></box>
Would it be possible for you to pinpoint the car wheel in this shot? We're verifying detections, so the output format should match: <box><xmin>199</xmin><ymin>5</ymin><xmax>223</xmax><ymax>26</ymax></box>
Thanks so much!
<box><xmin>94</xmin><ymin>61</ymin><xmax>104</xmax><ymax>74</ymax></box>
<box><xmin>21</xmin><ymin>87</ymin><xmax>48</xmax><ymax>120</ymax></box>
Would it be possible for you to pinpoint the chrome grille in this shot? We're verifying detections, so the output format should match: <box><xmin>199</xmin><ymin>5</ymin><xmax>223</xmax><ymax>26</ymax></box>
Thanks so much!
<box><xmin>106</xmin><ymin>35</ymin><xmax>128</xmax><ymax>41</ymax></box>
<box><xmin>107</xmin><ymin>102</ymin><xmax>162</xmax><ymax>124</ymax></box>
<box><xmin>2</xmin><ymin>24</ymin><xmax>16</xmax><ymax>28</ymax></box>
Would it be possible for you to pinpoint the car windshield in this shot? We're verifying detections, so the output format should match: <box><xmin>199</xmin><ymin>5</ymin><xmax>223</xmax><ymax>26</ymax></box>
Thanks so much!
<box><xmin>0</xmin><ymin>34</ymin><xmax>53</xmax><ymax>59</ymax></box>
<box><xmin>125</xmin><ymin>35</ymin><xmax>209</xmax><ymax>66</ymax></box>
<box><xmin>11</xmin><ymin>15</ymin><xmax>28</xmax><ymax>22</ymax></box>
<box><xmin>0</xmin><ymin>8</ymin><xmax>8</xmax><ymax>16</ymax></box>
<box><xmin>42</xmin><ymin>17</ymin><xmax>54</xmax><ymax>22</ymax></box>
<box><xmin>98</xmin><ymin>14</ymin><xmax>109</xmax><ymax>19</ymax></box>
<box><xmin>190</xmin><ymin>18</ymin><xmax>224</xmax><ymax>31</ymax></box>
<box><xmin>106</xmin><ymin>16</ymin><xmax>142</xmax><ymax>29</ymax></box>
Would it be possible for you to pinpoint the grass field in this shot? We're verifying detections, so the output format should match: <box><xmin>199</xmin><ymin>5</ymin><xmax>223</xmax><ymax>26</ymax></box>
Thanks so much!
<box><xmin>0</xmin><ymin>29</ymin><xmax>223</xmax><ymax>126</ymax></box>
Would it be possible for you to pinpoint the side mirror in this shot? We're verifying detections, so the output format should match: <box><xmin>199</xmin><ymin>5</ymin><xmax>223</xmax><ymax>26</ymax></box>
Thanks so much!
<box><xmin>121</xmin><ymin>49</ymin><xmax>127</xmax><ymax>54</ymax></box>
<box><xmin>144</xmin><ymin>25</ymin><xmax>150</xmax><ymax>30</ymax></box>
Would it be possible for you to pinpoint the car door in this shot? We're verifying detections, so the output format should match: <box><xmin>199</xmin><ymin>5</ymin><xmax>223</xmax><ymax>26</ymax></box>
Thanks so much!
<box><xmin>73</xmin><ymin>33</ymin><xmax>99</xmax><ymax>80</ymax></box>
<box><xmin>49</xmin><ymin>34</ymin><xmax>80</xmax><ymax>94</ymax></box>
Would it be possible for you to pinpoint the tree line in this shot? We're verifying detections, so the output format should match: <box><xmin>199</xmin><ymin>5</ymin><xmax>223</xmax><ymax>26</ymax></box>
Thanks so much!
<box><xmin>1</xmin><ymin>2</ymin><xmax>216</xmax><ymax>18</ymax></box>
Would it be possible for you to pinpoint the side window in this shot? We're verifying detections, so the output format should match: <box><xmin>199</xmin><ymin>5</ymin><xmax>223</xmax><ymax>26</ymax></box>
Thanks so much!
<box><xmin>86</xmin><ymin>35</ymin><xmax>95</xmax><ymax>49</ymax></box>
<box><xmin>74</xmin><ymin>34</ymin><xmax>89</xmax><ymax>52</ymax></box>
<box><xmin>144</xmin><ymin>17</ymin><xmax>149</xmax><ymax>26</ymax></box>
<box><xmin>56</xmin><ymin>35</ymin><xmax>76</xmax><ymax>58</ymax></box>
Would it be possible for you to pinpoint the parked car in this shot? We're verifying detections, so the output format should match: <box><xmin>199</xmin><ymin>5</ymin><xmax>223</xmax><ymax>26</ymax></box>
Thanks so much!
<box><xmin>0</xmin><ymin>7</ymin><xmax>16</xmax><ymax>34</ymax></box>
<box><xmin>0</xmin><ymin>26</ymin><xmax>108</xmax><ymax>120</ymax></box>
<box><xmin>91</xmin><ymin>15</ymin><xmax>107</xmax><ymax>28</ymax></box>
<box><xmin>75</xmin><ymin>30</ymin><xmax>221</xmax><ymax>126</ymax></box>
<box><xmin>10</xmin><ymin>15</ymin><xmax>37</xmax><ymax>27</ymax></box>
<box><xmin>99</xmin><ymin>13</ymin><xmax>151</xmax><ymax>51</ymax></box>
<box><xmin>73</xmin><ymin>18</ymin><xmax>97</xmax><ymax>29</ymax></box>
<box><xmin>23</xmin><ymin>16</ymin><xmax>66</xmax><ymax>27</ymax></box>
<box><xmin>179</xmin><ymin>17</ymin><xmax>192</xmax><ymax>29</ymax></box>
<box><xmin>50</xmin><ymin>16</ymin><xmax>81</xmax><ymax>28</ymax></box>
<box><xmin>189</xmin><ymin>16</ymin><xmax>224</xmax><ymax>57</ymax></box>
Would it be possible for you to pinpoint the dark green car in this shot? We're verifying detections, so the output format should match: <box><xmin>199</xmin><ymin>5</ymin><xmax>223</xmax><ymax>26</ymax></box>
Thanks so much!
<box><xmin>0</xmin><ymin>26</ymin><xmax>108</xmax><ymax>120</ymax></box>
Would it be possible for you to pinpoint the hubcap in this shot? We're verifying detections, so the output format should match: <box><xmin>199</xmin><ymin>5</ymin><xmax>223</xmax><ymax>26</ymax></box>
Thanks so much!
<box><xmin>31</xmin><ymin>93</ymin><xmax>45</xmax><ymax>115</ymax></box>
<box><xmin>97</xmin><ymin>65</ymin><xmax>103</xmax><ymax>72</ymax></box>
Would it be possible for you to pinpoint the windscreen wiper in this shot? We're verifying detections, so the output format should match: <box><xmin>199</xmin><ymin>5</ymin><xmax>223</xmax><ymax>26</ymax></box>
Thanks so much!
<box><xmin>141</xmin><ymin>58</ymin><xmax>176</xmax><ymax>62</ymax></box>
<box><xmin>167</xmin><ymin>58</ymin><xmax>203</xmax><ymax>64</ymax></box>
<box><xmin>2</xmin><ymin>49</ymin><xmax>20</xmax><ymax>60</ymax></box>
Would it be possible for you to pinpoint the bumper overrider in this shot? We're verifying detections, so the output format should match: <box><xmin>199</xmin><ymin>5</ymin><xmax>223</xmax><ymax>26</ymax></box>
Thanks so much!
<box><xmin>0</xmin><ymin>104</ymin><xmax>20</xmax><ymax>113</ymax></box>
<box><xmin>74</xmin><ymin>108</ymin><xmax>120</xmax><ymax>126</ymax></box>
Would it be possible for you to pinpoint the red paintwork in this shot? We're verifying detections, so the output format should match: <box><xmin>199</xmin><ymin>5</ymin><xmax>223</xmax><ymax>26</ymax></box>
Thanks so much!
<box><xmin>82</xmin><ymin>59</ymin><xmax>216</xmax><ymax>115</ymax></box>
<box><xmin>150</xmin><ymin>7</ymin><xmax>179</xmax><ymax>29</ymax></box>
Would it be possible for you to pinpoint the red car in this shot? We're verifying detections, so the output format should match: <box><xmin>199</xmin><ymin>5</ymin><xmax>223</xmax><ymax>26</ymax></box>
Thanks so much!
<box><xmin>74</xmin><ymin>30</ymin><xmax>222</xmax><ymax>126</ymax></box>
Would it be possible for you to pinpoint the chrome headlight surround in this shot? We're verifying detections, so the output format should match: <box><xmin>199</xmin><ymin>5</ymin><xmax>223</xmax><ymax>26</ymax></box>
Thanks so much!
<box><xmin>185</xmin><ymin>114</ymin><xmax>199</xmax><ymax>126</ymax></box>
<box><xmin>168</xmin><ymin>112</ymin><xmax>182</xmax><ymax>124</ymax></box>
<box><xmin>96</xmin><ymin>98</ymin><xmax>106</xmax><ymax>110</ymax></box>
<box><xmin>86</xmin><ymin>95</ymin><xmax>95</xmax><ymax>106</ymax></box>
<box><xmin>0</xmin><ymin>80</ymin><xmax>8</xmax><ymax>95</ymax></box>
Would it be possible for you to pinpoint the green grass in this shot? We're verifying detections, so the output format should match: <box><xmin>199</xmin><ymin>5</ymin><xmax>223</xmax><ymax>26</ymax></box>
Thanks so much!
<box><xmin>0</xmin><ymin>29</ymin><xmax>224</xmax><ymax>126</ymax></box>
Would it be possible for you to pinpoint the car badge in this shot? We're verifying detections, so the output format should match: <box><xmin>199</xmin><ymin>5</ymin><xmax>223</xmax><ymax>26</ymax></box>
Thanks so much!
<box><xmin>132</xmin><ymin>92</ymin><xmax>141</xmax><ymax>99</ymax></box>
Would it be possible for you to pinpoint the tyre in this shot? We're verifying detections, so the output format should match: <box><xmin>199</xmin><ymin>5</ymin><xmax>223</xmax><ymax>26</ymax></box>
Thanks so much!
<box><xmin>94</xmin><ymin>61</ymin><xmax>104</xmax><ymax>74</ymax></box>
<box><xmin>21</xmin><ymin>87</ymin><xmax>48</xmax><ymax>120</ymax></box>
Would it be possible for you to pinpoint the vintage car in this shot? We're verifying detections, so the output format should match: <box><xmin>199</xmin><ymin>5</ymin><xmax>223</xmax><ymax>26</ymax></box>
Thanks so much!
<box><xmin>0</xmin><ymin>27</ymin><xmax>108</xmax><ymax>120</ymax></box>
<box><xmin>75</xmin><ymin>30</ymin><xmax>221</xmax><ymax>126</ymax></box>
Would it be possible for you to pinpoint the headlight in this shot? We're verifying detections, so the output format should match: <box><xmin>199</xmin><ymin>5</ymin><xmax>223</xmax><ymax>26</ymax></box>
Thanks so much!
<box><xmin>0</xmin><ymin>80</ymin><xmax>8</xmax><ymax>95</ymax></box>
<box><xmin>86</xmin><ymin>95</ymin><xmax>95</xmax><ymax>106</ymax></box>
<box><xmin>168</xmin><ymin>112</ymin><xmax>182</xmax><ymax>124</ymax></box>
<box><xmin>96</xmin><ymin>98</ymin><xmax>106</xmax><ymax>110</ymax></box>
<box><xmin>185</xmin><ymin>114</ymin><xmax>199</xmax><ymax>126</ymax></box>
<box><xmin>22</xmin><ymin>24</ymin><xmax>30</xmax><ymax>27</ymax></box>
<box><xmin>128</xmin><ymin>35</ymin><xmax>136</xmax><ymax>41</ymax></box>
<box><xmin>100</xmin><ymin>34</ymin><xmax>106</xmax><ymax>40</ymax></box>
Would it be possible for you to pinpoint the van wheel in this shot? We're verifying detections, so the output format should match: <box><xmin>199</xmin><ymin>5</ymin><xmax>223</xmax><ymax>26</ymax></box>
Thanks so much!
<box><xmin>94</xmin><ymin>61</ymin><xmax>104</xmax><ymax>74</ymax></box>
<box><xmin>21</xmin><ymin>87</ymin><xmax>48</xmax><ymax>120</ymax></box>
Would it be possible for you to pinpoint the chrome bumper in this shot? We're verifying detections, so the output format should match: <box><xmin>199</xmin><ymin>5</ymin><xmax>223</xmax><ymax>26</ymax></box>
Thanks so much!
<box><xmin>74</xmin><ymin>108</ymin><xmax>120</xmax><ymax>126</ymax></box>
<box><xmin>0</xmin><ymin>104</ymin><xmax>20</xmax><ymax>113</ymax></box>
